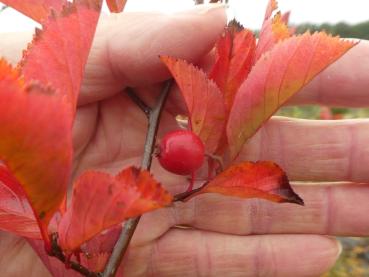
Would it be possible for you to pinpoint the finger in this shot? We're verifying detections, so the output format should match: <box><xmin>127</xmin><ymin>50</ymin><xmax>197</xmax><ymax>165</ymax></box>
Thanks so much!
<box><xmin>166</xmin><ymin>183</ymin><xmax>369</xmax><ymax>237</ymax></box>
<box><xmin>288</xmin><ymin>40</ymin><xmax>369</xmax><ymax>107</ymax></box>
<box><xmin>239</xmin><ymin>116</ymin><xmax>369</xmax><ymax>182</ymax></box>
<box><xmin>124</xmin><ymin>229</ymin><xmax>340</xmax><ymax>277</ymax></box>
<box><xmin>133</xmin><ymin>182</ymin><xmax>369</xmax><ymax>245</ymax></box>
<box><xmin>0</xmin><ymin>232</ymin><xmax>49</xmax><ymax>277</ymax></box>
<box><xmin>80</xmin><ymin>5</ymin><xmax>226</xmax><ymax>105</ymax></box>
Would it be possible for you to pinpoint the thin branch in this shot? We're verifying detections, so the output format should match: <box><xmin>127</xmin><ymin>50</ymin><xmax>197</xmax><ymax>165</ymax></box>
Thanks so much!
<box><xmin>50</xmin><ymin>235</ymin><xmax>100</xmax><ymax>277</ymax></box>
<box><xmin>194</xmin><ymin>0</ymin><xmax>204</xmax><ymax>4</ymax></box>
<box><xmin>141</xmin><ymin>80</ymin><xmax>173</xmax><ymax>169</ymax></box>
<box><xmin>125</xmin><ymin>88</ymin><xmax>151</xmax><ymax>119</ymax></box>
<box><xmin>102</xmin><ymin>79</ymin><xmax>173</xmax><ymax>277</ymax></box>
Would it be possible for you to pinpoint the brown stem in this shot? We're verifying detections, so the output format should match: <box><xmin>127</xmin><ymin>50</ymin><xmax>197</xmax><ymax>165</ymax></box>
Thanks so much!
<box><xmin>50</xmin><ymin>235</ymin><xmax>100</xmax><ymax>277</ymax></box>
<box><xmin>125</xmin><ymin>87</ymin><xmax>151</xmax><ymax>119</ymax></box>
<box><xmin>173</xmin><ymin>186</ymin><xmax>204</xmax><ymax>202</ymax></box>
<box><xmin>102</xmin><ymin>79</ymin><xmax>173</xmax><ymax>277</ymax></box>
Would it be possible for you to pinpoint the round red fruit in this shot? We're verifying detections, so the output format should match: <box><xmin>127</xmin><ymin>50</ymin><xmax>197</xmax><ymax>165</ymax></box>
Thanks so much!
<box><xmin>157</xmin><ymin>130</ymin><xmax>205</xmax><ymax>175</ymax></box>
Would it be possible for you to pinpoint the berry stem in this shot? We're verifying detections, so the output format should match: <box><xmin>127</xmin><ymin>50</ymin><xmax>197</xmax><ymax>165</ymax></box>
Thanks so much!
<box><xmin>173</xmin><ymin>184</ymin><xmax>205</xmax><ymax>202</ymax></box>
<box><xmin>187</xmin><ymin>172</ymin><xmax>195</xmax><ymax>191</ymax></box>
<box><xmin>102</xmin><ymin>79</ymin><xmax>173</xmax><ymax>277</ymax></box>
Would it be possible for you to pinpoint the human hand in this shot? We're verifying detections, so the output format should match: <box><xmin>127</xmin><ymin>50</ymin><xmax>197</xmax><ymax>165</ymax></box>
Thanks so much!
<box><xmin>1</xmin><ymin>4</ymin><xmax>369</xmax><ymax>276</ymax></box>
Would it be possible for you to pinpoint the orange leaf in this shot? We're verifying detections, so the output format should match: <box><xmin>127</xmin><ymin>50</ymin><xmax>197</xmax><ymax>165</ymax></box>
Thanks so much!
<box><xmin>30</xmin><ymin>226</ymin><xmax>122</xmax><ymax>275</ymax></box>
<box><xmin>0</xmin><ymin>59</ymin><xmax>73</xmax><ymax>240</ymax></box>
<box><xmin>209</xmin><ymin>28</ymin><xmax>256</xmax><ymax>112</ymax></box>
<box><xmin>27</xmin><ymin>225</ymin><xmax>123</xmax><ymax>277</ymax></box>
<box><xmin>58</xmin><ymin>167</ymin><xmax>173</xmax><ymax>252</ymax></box>
<box><xmin>264</xmin><ymin>0</ymin><xmax>278</xmax><ymax>20</ymax></box>
<box><xmin>190</xmin><ymin>161</ymin><xmax>303</xmax><ymax>205</ymax></box>
<box><xmin>1</xmin><ymin>0</ymin><xmax>66</xmax><ymax>22</ymax></box>
<box><xmin>161</xmin><ymin>56</ymin><xmax>226</xmax><ymax>153</ymax></box>
<box><xmin>0</xmin><ymin>165</ymin><xmax>40</xmax><ymax>239</ymax></box>
<box><xmin>19</xmin><ymin>0</ymin><xmax>102</xmax><ymax>109</ymax></box>
<box><xmin>227</xmin><ymin>32</ymin><xmax>356</xmax><ymax>159</ymax></box>
<box><xmin>106</xmin><ymin>0</ymin><xmax>127</xmax><ymax>13</ymax></box>
<box><xmin>255</xmin><ymin>11</ymin><xmax>291</xmax><ymax>61</ymax></box>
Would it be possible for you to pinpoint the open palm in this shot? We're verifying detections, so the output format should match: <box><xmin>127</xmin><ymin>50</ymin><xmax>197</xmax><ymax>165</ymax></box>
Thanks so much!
<box><xmin>1</xmin><ymin>6</ymin><xmax>369</xmax><ymax>276</ymax></box>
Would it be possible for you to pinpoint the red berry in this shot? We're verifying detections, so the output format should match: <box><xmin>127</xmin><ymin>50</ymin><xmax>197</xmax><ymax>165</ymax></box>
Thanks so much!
<box><xmin>157</xmin><ymin>130</ymin><xmax>205</xmax><ymax>175</ymax></box>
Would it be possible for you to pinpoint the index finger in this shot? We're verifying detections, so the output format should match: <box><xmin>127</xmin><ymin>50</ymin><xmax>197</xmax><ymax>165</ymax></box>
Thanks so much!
<box><xmin>288</xmin><ymin>39</ymin><xmax>369</xmax><ymax>107</ymax></box>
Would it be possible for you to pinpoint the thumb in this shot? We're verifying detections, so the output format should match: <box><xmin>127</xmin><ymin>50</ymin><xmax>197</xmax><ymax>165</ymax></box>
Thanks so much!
<box><xmin>79</xmin><ymin>4</ymin><xmax>226</xmax><ymax>105</ymax></box>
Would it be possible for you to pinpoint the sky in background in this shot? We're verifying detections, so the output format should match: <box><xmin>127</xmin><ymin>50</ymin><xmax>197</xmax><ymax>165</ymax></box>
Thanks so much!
<box><xmin>0</xmin><ymin>0</ymin><xmax>368</xmax><ymax>32</ymax></box>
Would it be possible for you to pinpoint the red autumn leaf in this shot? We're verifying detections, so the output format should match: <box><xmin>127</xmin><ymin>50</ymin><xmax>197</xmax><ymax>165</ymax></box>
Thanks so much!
<box><xmin>0</xmin><ymin>165</ymin><xmax>40</xmax><ymax>239</ymax></box>
<box><xmin>0</xmin><ymin>0</ymin><xmax>66</xmax><ymax>23</ymax></box>
<box><xmin>209</xmin><ymin>27</ymin><xmax>256</xmax><ymax>112</ymax></box>
<box><xmin>0</xmin><ymin>59</ymin><xmax>73</xmax><ymax>241</ymax></box>
<box><xmin>106</xmin><ymin>0</ymin><xmax>127</xmax><ymax>13</ymax></box>
<box><xmin>264</xmin><ymin>0</ymin><xmax>277</xmax><ymax>20</ymax></box>
<box><xmin>189</xmin><ymin>161</ymin><xmax>303</xmax><ymax>205</ymax></box>
<box><xmin>161</xmin><ymin>56</ymin><xmax>226</xmax><ymax>153</ymax></box>
<box><xmin>19</xmin><ymin>0</ymin><xmax>102</xmax><ymax>109</ymax></box>
<box><xmin>80</xmin><ymin>225</ymin><xmax>122</xmax><ymax>272</ymax></box>
<box><xmin>29</xmin><ymin>226</ymin><xmax>123</xmax><ymax>276</ymax></box>
<box><xmin>28</xmin><ymin>238</ymin><xmax>81</xmax><ymax>277</ymax></box>
<box><xmin>58</xmin><ymin>167</ymin><xmax>173</xmax><ymax>252</ymax></box>
<box><xmin>227</xmin><ymin>32</ymin><xmax>356</xmax><ymax>159</ymax></box>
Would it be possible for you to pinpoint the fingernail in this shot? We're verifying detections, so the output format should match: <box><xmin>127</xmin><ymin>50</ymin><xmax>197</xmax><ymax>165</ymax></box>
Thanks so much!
<box><xmin>335</xmin><ymin>240</ymin><xmax>343</xmax><ymax>259</ymax></box>
<box><xmin>328</xmin><ymin>237</ymin><xmax>343</xmax><ymax>259</ymax></box>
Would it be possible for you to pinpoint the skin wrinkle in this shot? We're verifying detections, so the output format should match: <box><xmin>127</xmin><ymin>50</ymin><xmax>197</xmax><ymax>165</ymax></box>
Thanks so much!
<box><xmin>104</xmin><ymin>15</ymin><xmax>136</xmax><ymax>88</ymax></box>
<box><xmin>249</xmin><ymin>200</ymin><xmax>272</xmax><ymax>234</ymax></box>
<box><xmin>100</xmin><ymin>99</ymin><xmax>124</xmax><ymax>163</ymax></box>
<box><xmin>324</xmin><ymin>186</ymin><xmax>333</xmax><ymax>235</ymax></box>
<box><xmin>277</xmin><ymin>118</ymin><xmax>286</xmax><ymax>172</ymax></box>
<box><xmin>346</xmin><ymin>124</ymin><xmax>355</xmax><ymax>180</ymax></box>
<box><xmin>252</xmin><ymin>235</ymin><xmax>264</xmax><ymax>277</ymax></box>
<box><xmin>249</xmin><ymin>199</ymin><xmax>261</xmax><ymax>235</ymax></box>
<box><xmin>265</xmin><ymin>237</ymin><xmax>278</xmax><ymax>277</ymax></box>
<box><xmin>72</xmin><ymin>102</ymin><xmax>101</xmax><ymax>179</ymax></box>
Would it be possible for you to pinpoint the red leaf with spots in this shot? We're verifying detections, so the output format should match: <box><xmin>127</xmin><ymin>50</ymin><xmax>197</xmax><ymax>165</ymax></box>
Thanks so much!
<box><xmin>58</xmin><ymin>167</ymin><xmax>173</xmax><ymax>252</ymax></box>
<box><xmin>227</xmin><ymin>32</ymin><xmax>356</xmax><ymax>159</ymax></box>
<box><xmin>189</xmin><ymin>161</ymin><xmax>303</xmax><ymax>205</ymax></box>
<box><xmin>0</xmin><ymin>165</ymin><xmax>40</xmax><ymax>239</ymax></box>
<box><xmin>106</xmin><ymin>0</ymin><xmax>127</xmax><ymax>12</ymax></box>
<box><xmin>19</xmin><ymin>0</ymin><xmax>102</xmax><ymax>110</ymax></box>
<box><xmin>209</xmin><ymin>27</ymin><xmax>256</xmax><ymax>112</ymax></box>
<box><xmin>0</xmin><ymin>59</ymin><xmax>73</xmax><ymax>242</ymax></box>
<box><xmin>1</xmin><ymin>0</ymin><xmax>66</xmax><ymax>22</ymax></box>
<box><xmin>161</xmin><ymin>56</ymin><xmax>226</xmax><ymax>153</ymax></box>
